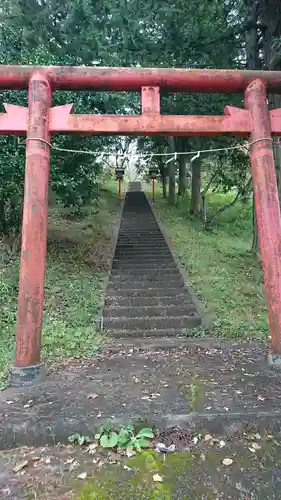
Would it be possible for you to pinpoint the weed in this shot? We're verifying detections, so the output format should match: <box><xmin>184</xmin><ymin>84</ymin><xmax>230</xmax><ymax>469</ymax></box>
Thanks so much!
<box><xmin>68</xmin><ymin>424</ymin><xmax>155</xmax><ymax>454</ymax></box>
<box><xmin>68</xmin><ymin>433</ymin><xmax>91</xmax><ymax>446</ymax></box>
<box><xmin>96</xmin><ymin>424</ymin><xmax>154</xmax><ymax>452</ymax></box>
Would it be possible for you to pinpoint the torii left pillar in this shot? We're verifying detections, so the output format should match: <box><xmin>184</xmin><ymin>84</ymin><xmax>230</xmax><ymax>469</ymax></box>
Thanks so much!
<box><xmin>10</xmin><ymin>73</ymin><xmax>52</xmax><ymax>386</ymax></box>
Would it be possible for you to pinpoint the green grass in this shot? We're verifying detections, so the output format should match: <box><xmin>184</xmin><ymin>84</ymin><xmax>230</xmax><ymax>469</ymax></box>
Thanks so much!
<box><xmin>151</xmin><ymin>188</ymin><xmax>269</xmax><ymax>340</ymax></box>
<box><xmin>0</xmin><ymin>186</ymin><xmax>120</xmax><ymax>387</ymax></box>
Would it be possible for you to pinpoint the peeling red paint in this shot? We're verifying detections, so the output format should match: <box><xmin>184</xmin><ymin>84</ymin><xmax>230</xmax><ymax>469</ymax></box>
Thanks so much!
<box><xmin>1</xmin><ymin>105</ymin><xmax>281</xmax><ymax>136</ymax></box>
<box><xmin>0</xmin><ymin>66</ymin><xmax>281</xmax><ymax>93</ymax></box>
<box><xmin>245</xmin><ymin>79</ymin><xmax>281</xmax><ymax>355</ymax></box>
<box><xmin>141</xmin><ymin>87</ymin><xmax>160</xmax><ymax>115</ymax></box>
<box><xmin>15</xmin><ymin>73</ymin><xmax>52</xmax><ymax>368</ymax></box>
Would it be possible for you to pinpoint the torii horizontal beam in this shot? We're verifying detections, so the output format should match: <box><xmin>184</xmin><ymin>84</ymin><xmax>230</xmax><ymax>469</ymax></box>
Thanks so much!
<box><xmin>1</xmin><ymin>103</ymin><xmax>281</xmax><ymax>136</ymax></box>
<box><xmin>0</xmin><ymin>66</ymin><xmax>281</xmax><ymax>93</ymax></box>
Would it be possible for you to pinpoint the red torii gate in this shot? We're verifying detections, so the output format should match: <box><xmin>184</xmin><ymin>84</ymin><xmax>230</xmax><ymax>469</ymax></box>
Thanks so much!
<box><xmin>1</xmin><ymin>66</ymin><xmax>281</xmax><ymax>385</ymax></box>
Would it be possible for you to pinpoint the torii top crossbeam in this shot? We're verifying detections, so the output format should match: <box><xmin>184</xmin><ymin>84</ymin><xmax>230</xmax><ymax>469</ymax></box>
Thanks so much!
<box><xmin>0</xmin><ymin>65</ymin><xmax>281</xmax><ymax>93</ymax></box>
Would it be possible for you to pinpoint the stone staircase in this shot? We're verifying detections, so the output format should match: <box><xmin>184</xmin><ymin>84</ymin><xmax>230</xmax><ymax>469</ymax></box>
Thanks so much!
<box><xmin>102</xmin><ymin>182</ymin><xmax>202</xmax><ymax>338</ymax></box>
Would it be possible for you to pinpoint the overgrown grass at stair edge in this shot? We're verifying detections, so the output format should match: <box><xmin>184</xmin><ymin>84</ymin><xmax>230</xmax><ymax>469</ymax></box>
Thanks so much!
<box><xmin>152</xmin><ymin>189</ymin><xmax>268</xmax><ymax>340</ymax></box>
<box><xmin>0</xmin><ymin>186</ymin><xmax>120</xmax><ymax>388</ymax></box>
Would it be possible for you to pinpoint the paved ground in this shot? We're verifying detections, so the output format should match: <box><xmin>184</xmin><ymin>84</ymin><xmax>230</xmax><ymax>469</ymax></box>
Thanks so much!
<box><xmin>1</xmin><ymin>340</ymin><xmax>281</xmax><ymax>498</ymax></box>
<box><xmin>0</xmin><ymin>340</ymin><xmax>279</xmax><ymax>449</ymax></box>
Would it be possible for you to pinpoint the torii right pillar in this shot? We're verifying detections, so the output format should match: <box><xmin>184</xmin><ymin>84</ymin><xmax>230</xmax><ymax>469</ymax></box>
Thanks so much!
<box><xmin>245</xmin><ymin>79</ymin><xmax>281</xmax><ymax>367</ymax></box>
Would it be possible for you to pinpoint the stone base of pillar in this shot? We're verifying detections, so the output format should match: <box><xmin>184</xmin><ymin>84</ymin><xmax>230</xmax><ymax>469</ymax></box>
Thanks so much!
<box><xmin>9</xmin><ymin>363</ymin><xmax>45</xmax><ymax>388</ymax></box>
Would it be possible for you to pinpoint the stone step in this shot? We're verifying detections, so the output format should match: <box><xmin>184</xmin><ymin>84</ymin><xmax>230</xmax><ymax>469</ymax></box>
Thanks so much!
<box><xmin>115</xmin><ymin>245</ymin><xmax>168</xmax><ymax>251</ymax></box>
<box><xmin>114</xmin><ymin>250</ymin><xmax>172</xmax><ymax>257</ymax></box>
<box><xmin>116</xmin><ymin>239</ymin><xmax>165</xmax><ymax>245</ymax></box>
<box><xmin>118</xmin><ymin>227</ymin><xmax>159</xmax><ymax>231</ymax></box>
<box><xmin>105</xmin><ymin>295</ymin><xmax>192</xmax><ymax>308</ymax></box>
<box><xmin>108</xmin><ymin>279</ymin><xmax>184</xmax><ymax>290</ymax></box>
<box><xmin>103</xmin><ymin>315</ymin><xmax>201</xmax><ymax>331</ymax></box>
<box><xmin>106</xmin><ymin>287</ymin><xmax>187</xmax><ymax>298</ymax></box>
<box><xmin>103</xmin><ymin>304</ymin><xmax>197</xmax><ymax>318</ymax></box>
<box><xmin>110</xmin><ymin>269</ymin><xmax>180</xmax><ymax>279</ymax></box>
<box><xmin>117</xmin><ymin>234</ymin><xmax>164</xmax><ymax>239</ymax></box>
<box><xmin>105</xmin><ymin>329</ymin><xmax>196</xmax><ymax>338</ymax></box>
<box><xmin>113</xmin><ymin>256</ymin><xmax>174</xmax><ymax>263</ymax></box>
<box><xmin>111</xmin><ymin>262</ymin><xmax>177</xmax><ymax>271</ymax></box>
<box><xmin>118</xmin><ymin>230</ymin><xmax>161</xmax><ymax>234</ymax></box>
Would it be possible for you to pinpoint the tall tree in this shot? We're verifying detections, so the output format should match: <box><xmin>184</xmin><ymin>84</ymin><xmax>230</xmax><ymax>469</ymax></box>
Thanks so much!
<box><xmin>244</xmin><ymin>0</ymin><xmax>261</xmax><ymax>253</ymax></box>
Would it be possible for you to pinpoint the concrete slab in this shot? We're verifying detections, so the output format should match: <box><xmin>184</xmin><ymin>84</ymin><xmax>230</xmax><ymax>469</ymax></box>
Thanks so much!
<box><xmin>0</xmin><ymin>341</ymin><xmax>280</xmax><ymax>452</ymax></box>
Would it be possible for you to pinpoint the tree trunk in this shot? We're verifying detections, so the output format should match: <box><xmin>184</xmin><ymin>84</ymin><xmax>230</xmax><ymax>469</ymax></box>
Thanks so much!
<box><xmin>168</xmin><ymin>161</ymin><xmax>176</xmax><ymax>205</ymax></box>
<box><xmin>189</xmin><ymin>157</ymin><xmax>201</xmax><ymax>216</ymax></box>
<box><xmin>158</xmin><ymin>158</ymin><xmax>167</xmax><ymax>199</ymax></box>
<box><xmin>178</xmin><ymin>155</ymin><xmax>186</xmax><ymax>197</ymax></box>
<box><xmin>168</xmin><ymin>136</ymin><xmax>176</xmax><ymax>205</ymax></box>
<box><xmin>251</xmin><ymin>195</ymin><xmax>259</xmax><ymax>253</ymax></box>
<box><xmin>260</xmin><ymin>0</ymin><xmax>281</xmax><ymax>202</ymax></box>
<box><xmin>245</xmin><ymin>0</ymin><xmax>261</xmax><ymax>70</ymax></box>
<box><xmin>270</xmin><ymin>95</ymin><xmax>281</xmax><ymax>201</ymax></box>
<box><xmin>245</xmin><ymin>0</ymin><xmax>261</xmax><ymax>254</ymax></box>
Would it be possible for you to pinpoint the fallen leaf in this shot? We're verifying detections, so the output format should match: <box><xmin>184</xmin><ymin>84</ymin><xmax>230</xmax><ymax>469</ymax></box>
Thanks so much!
<box><xmin>222</xmin><ymin>458</ymin><xmax>233</xmax><ymax>466</ymax></box>
<box><xmin>77</xmin><ymin>472</ymin><xmax>87</xmax><ymax>480</ymax></box>
<box><xmin>107</xmin><ymin>452</ymin><xmax>121</xmax><ymax>464</ymax></box>
<box><xmin>86</xmin><ymin>443</ymin><xmax>98</xmax><ymax>454</ymax></box>
<box><xmin>153</xmin><ymin>473</ymin><xmax>163</xmax><ymax>482</ymax></box>
<box><xmin>45</xmin><ymin>457</ymin><xmax>51</xmax><ymax>464</ymax></box>
<box><xmin>204</xmin><ymin>434</ymin><xmax>212</xmax><ymax>442</ymax></box>
<box><xmin>168</xmin><ymin>444</ymin><xmax>176</xmax><ymax>452</ymax></box>
<box><xmin>69</xmin><ymin>460</ymin><xmax>79</xmax><ymax>472</ymax></box>
<box><xmin>23</xmin><ymin>399</ymin><xmax>34</xmax><ymax>408</ymax></box>
<box><xmin>126</xmin><ymin>447</ymin><xmax>136</xmax><ymax>458</ymax></box>
<box><xmin>219</xmin><ymin>440</ymin><xmax>226</xmax><ymax>448</ymax></box>
<box><xmin>87</xmin><ymin>393</ymin><xmax>98</xmax><ymax>400</ymax></box>
<box><xmin>155</xmin><ymin>442</ymin><xmax>166</xmax><ymax>452</ymax></box>
<box><xmin>1</xmin><ymin>488</ymin><xmax>11</xmax><ymax>496</ymax></box>
<box><xmin>13</xmin><ymin>460</ymin><xmax>28</xmax><ymax>473</ymax></box>
<box><xmin>251</xmin><ymin>442</ymin><xmax>261</xmax><ymax>450</ymax></box>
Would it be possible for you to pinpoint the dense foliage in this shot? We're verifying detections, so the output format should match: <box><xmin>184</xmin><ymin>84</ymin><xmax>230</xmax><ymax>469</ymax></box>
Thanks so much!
<box><xmin>0</xmin><ymin>0</ymin><xmax>280</xmax><ymax>244</ymax></box>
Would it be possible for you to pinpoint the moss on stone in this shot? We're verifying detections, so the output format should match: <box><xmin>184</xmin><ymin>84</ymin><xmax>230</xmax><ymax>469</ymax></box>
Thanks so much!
<box><xmin>77</xmin><ymin>451</ymin><xmax>207</xmax><ymax>499</ymax></box>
